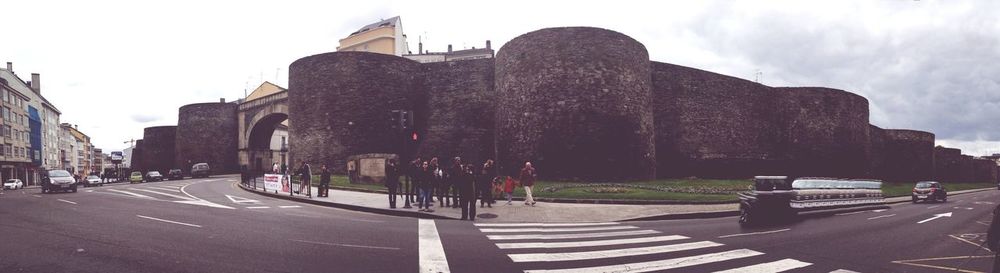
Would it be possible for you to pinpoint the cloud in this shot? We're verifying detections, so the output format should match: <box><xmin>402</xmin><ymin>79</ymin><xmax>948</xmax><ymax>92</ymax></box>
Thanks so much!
<box><xmin>130</xmin><ymin>113</ymin><xmax>162</xmax><ymax>123</ymax></box>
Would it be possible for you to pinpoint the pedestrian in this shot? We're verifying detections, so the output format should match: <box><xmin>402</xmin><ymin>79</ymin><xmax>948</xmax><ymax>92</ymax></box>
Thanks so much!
<box><xmin>272</xmin><ymin>162</ymin><xmax>280</xmax><ymax>174</ymax></box>
<box><xmin>479</xmin><ymin>159</ymin><xmax>495</xmax><ymax>208</ymax></box>
<box><xmin>444</xmin><ymin>157</ymin><xmax>463</xmax><ymax>208</ymax></box>
<box><xmin>987</xmin><ymin>204</ymin><xmax>1000</xmax><ymax>272</ymax></box>
<box><xmin>428</xmin><ymin>157</ymin><xmax>441</xmax><ymax>208</ymax></box>
<box><xmin>418</xmin><ymin>161</ymin><xmax>434</xmax><ymax>212</ymax></box>
<box><xmin>503</xmin><ymin>176</ymin><xmax>516</xmax><ymax>205</ymax></box>
<box><xmin>318</xmin><ymin>164</ymin><xmax>331</xmax><ymax>198</ymax></box>
<box><xmin>385</xmin><ymin>158</ymin><xmax>400</xmax><ymax>208</ymax></box>
<box><xmin>519</xmin><ymin>161</ymin><xmax>537</xmax><ymax>206</ymax></box>
<box><xmin>458</xmin><ymin>164</ymin><xmax>477</xmax><ymax>220</ymax></box>
<box><xmin>347</xmin><ymin>161</ymin><xmax>356</xmax><ymax>183</ymax></box>
<box><xmin>408</xmin><ymin>157</ymin><xmax>422</xmax><ymax>205</ymax></box>
<box><xmin>294</xmin><ymin>160</ymin><xmax>312</xmax><ymax>197</ymax></box>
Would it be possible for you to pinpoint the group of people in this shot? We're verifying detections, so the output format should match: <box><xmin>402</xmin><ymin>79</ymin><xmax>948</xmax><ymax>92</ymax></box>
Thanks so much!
<box><xmin>383</xmin><ymin>157</ymin><xmax>538</xmax><ymax>221</ymax></box>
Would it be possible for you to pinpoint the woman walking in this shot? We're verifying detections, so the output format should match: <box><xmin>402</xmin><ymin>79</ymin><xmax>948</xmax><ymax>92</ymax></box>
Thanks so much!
<box><xmin>519</xmin><ymin>162</ymin><xmax>536</xmax><ymax>206</ymax></box>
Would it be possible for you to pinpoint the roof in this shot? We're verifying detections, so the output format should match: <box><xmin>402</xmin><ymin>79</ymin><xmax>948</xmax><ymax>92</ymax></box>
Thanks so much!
<box><xmin>349</xmin><ymin>16</ymin><xmax>399</xmax><ymax>36</ymax></box>
<box><xmin>244</xmin><ymin>81</ymin><xmax>287</xmax><ymax>102</ymax></box>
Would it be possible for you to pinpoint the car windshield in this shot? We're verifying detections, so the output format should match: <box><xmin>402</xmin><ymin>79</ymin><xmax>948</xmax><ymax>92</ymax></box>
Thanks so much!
<box><xmin>48</xmin><ymin>170</ymin><xmax>72</xmax><ymax>177</ymax></box>
<box><xmin>149</xmin><ymin>172</ymin><xmax>161</xmax><ymax>175</ymax></box>
<box><xmin>5</xmin><ymin>179</ymin><xmax>15</xmax><ymax>183</ymax></box>
<box><xmin>915</xmin><ymin>182</ymin><xmax>937</xmax><ymax>188</ymax></box>
<box><xmin>131</xmin><ymin>172</ymin><xmax>141</xmax><ymax>176</ymax></box>
<box><xmin>87</xmin><ymin>176</ymin><xmax>99</xmax><ymax>179</ymax></box>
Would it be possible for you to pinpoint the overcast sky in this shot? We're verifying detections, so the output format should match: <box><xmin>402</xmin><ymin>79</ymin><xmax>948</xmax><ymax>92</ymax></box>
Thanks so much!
<box><xmin>2</xmin><ymin>0</ymin><xmax>998</xmax><ymax>156</ymax></box>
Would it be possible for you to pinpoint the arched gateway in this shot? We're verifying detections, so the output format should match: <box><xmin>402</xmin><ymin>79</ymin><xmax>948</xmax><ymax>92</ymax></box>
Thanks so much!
<box><xmin>238</xmin><ymin>82</ymin><xmax>290</xmax><ymax>174</ymax></box>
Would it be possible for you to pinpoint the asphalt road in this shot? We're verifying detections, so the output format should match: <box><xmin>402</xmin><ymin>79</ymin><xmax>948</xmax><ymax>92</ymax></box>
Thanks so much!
<box><xmin>1</xmin><ymin>176</ymin><xmax>997</xmax><ymax>273</ymax></box>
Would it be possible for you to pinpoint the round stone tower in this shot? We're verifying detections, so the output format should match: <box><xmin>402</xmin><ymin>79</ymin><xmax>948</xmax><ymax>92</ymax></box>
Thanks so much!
<box><xmin>175</xmin><ymin>102</ymin><xmax>239</xmax><ymax>175</ymax></box>
<box><xmin>141</xmin><ymin>126</ymin><xmax>177</xmax><ymax>174</ymax></box>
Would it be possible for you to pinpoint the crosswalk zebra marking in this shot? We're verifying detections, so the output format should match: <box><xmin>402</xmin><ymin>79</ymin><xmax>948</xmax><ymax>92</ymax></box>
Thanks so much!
<box><xmin>495</xmin><ymin>235</ymin><xmax>689</xmax><ymax>249</ymax></box>
<box><xmin>508</xmin><ymin>240</ymin><xmax>723</xmax><ymax>262</ymax></box>
<box><xmin>713</xmin><ymin>258</ymin><xmax>812</xmax><ymax>273</ymax></box>
<box><xmin>480</xmin><ymin>225</ymin><xmax>637</xmax><ymax>233</ymax></box>
<box><xmin>487</xmin><ymin>229</ymin><xmax>660</xmax><ymax>241</ymax></box>
<box><xmin>475</xmin><ymin>222</ymin><xmax>619</xmax><ymax>227</ymax></box>
<box><xmin>523</xmin><ymin>249</ymin><xmax>764</xmax><ymax>273</ymax></box>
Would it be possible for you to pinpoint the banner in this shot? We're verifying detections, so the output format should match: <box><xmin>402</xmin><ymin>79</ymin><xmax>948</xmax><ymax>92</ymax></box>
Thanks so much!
<box><xmin>264</xmin><ymin>174</ymin><xmax>289</xmax><ymax>193</ymax></box>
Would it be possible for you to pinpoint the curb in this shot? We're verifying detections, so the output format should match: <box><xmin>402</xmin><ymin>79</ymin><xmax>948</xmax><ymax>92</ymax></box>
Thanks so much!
<box><xmin>237</xmin><ymin>183</ymin><xmax>456</xmax><ymax>220</ymax></box>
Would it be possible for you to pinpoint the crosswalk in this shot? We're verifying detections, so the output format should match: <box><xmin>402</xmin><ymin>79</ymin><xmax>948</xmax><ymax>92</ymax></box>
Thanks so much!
<box><xmin>474</xmin><ymin>222</ymin><xmax>857</xmax><ymax>273</ymax></box>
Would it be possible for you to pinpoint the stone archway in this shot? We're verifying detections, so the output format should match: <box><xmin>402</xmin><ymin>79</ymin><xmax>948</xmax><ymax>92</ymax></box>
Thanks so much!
<box><xmin>238</xmin><ymin>90</ymin><xmax>289</xmax><ymax>174</ymax></box>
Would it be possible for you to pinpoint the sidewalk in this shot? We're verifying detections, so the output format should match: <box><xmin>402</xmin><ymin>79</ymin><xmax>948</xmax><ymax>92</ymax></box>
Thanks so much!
<box><xmin>238</xmin><ymin>181</ymin><xmax>996</xmax><ymax>223</ymax></box>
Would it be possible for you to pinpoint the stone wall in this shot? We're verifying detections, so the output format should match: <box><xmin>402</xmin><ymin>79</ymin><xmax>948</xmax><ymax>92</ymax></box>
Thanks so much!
<box><xmin>141</xmin><ymin>126</ymin><xmax>177</xmax><ymax>174</ymax></box>
<box><xmin>934</xmin><ymin>146</ymin><xmax>962</xmax><ymax>182</ymax></box>
<box><xmin>868</xmin><ymin>125</ymin><xmax>887</xmax><ymax>178</ymax></box>
<box><xmin>415</xmin><ymin>58</ymin><xmax>496</xmax><ymax>167</ymax></box>
<box><xmin>973</xmin><ymin>158</ymin><xmax>998</xmax><ymax>183</ymax></box>
<box><xmin>131</xmin><ymin>139</ymin><xmax>144</xmax><ymax>172</ymax></box>
<box><xmin>175</xmin><ymin>103</ymin><xmax>239</xmax><ymax>175</ymax></box>
<box><xmin>495</xmin><ymin>27</ymin><xmax>655</xmax><ymax>181</ymax></box>
<box><xmin>958</xmin><ymin>155</ymin><xmax>975</xmax><ymax>182</ymax></box>
<box><xmin>880</xmin><ymin>129</ymin><xmax>935</xmax><ymax>182</ymax></box>
<box><xmin>288</xmin><ymin>52</ymin><xmax>419</xmax><ymax>175</ymax></box>
<box><xmin>775</xmin><ymin>87</ymin><xmax>871</xmax><ymax>178</ymax></box>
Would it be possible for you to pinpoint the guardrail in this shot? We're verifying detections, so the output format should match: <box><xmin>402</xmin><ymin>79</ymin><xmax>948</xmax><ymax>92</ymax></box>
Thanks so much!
<box><xmin>738</xmin><ymin>176</ymin><xmax>886</xmax><ymax>226</ymax></box>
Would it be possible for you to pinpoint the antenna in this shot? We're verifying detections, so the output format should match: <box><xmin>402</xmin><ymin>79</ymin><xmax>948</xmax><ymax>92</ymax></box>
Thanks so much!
<box><xmin>754</xmin><ymin>70</ymin><xmax>763</xmax><ymax>84</ymax></box>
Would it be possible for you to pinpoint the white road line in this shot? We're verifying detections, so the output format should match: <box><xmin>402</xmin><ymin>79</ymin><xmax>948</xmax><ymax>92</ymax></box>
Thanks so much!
<box><xmin>718</xmin><ymin>228</ymin><xmax>790</xmax><ymax>239</ymax></box>
<box><xmin>713</xmin><ymin>258</ymin><xmax>811</xmax><ymax>273</ymax></box>
<box><xmin>835</xmin><ymin>211</ymin><xmax>867</xmax><ymax>216</ymax></box>
<box><xmin>107</xmin><ymin>189</ymin><xmax>155</xmax><ymax>199</ymax></box>
<box><xmin>225</xmin><ymin>194</ymin><xmax>260</xmax><ymax>203</ymax></box>
<box><xmin>279</xmin><ymin>205</ymin><xmax>302</xmax><ymax>208</ymax></box>
<box><xmin>524</xmin><ymin>249</ymin><xmax>763</xmax><ymax>273</ymax></box>
<box><xmin>871</xmin><ymin>209</ymin><xmax>887</xmax><ymax>212</ymax></box>
<box><xmin>418</xmin><ymin>219</ymin><xmax>451</xmax><ymax>273</ymax></box>
<box><xmin>487</xmin><ymin>230</ymin><xmax>660</xmax><ymax>241</ymax></box>
<box><xmin>85</xmin><ymin>190</ymin><xmax>94</xmax><ymax>193</ymax></box>
<box><xmin>246</xmin><ymin>206</ymin><xmax>270</xmax><ymax>209</ymax></box>
<box><xmin>136</xmin><ymin>215</ymin><xmax>202</xmax><ymax>228</ymax></box>
<box><xmin>867</xmin><ymin>214</ymin><xmax>896</xmax><ymax>220</ymax></box>
<box><xmin>829</xmin><ymin>270</ymin><xmax>861</xmax><ymax>273</ymax></box>
<box><xmin>480</xmin><ymin>225</ymin><xmax>636</xmax><ymax>233</ymax></box>
<box><xmin>474</xmin><ymin>222</ymin><xmax>618</xmax><ymax>227</ymax></box>
<box><xmin>57</xmin><ymin>199</ymin><xmax>77</xmax><ymax>205</ymax></box>
<box><xmin>289</xmin><ymin>239</ymin><xmax>399</xmax><ymax>250</ymax></box>
<box><xmin>496</xmin><ymin>235</ymin><xmax>689</xmax><ymax>249</ymax></box>
<box><xmin>927</xmin><ymin>205</ymin><xmax>940</xmax><ymax>209</ymax></box>
<box><xmin>509</xmin><ymin>241</ymin><xmax>723</xmax><ymax>262</ymax></box>
<box><xmin>133</xmin><ymin>189</ymin><xmax>196</xmax><ymax>200</ymax></box>
<box><xmin>174</xmin><ymin>200</ymin><xmax>235</xmax><ymax>209</ymax></box>
<box><xmin>32</xmin><ymin>195</ymin><xmax>41</xmax><ymax>198</ymax></box>
<box><xmin>146</xmin><ymin>186</ymin><xmax>180</xmax><ymax>191</ymax></box>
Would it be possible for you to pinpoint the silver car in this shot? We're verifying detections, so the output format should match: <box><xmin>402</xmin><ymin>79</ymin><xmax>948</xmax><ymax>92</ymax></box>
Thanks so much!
<box><xmin>42</xmin><ymin>170</ymin><xmax>77</xmax><ymax>193</ymax></box>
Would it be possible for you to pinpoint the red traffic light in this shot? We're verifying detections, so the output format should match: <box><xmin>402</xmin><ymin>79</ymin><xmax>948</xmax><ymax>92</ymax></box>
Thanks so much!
<box><xmin>412</xmin><ymin>132</ymin><xmax>418</xmax><ymax>141</ymax></box>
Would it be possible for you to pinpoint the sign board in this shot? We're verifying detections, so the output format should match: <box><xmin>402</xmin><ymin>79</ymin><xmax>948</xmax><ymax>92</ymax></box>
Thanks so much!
<box><xmin>359</xmin><ymin>158</ymin><xmax>385</xmax><ymax>178</ymax></box>
<box><xmin>110</xmin><ymin>151</ymin><xmax>124</xmax><ymax>163</ymax></box>
<box><xmin>264</xmin><ymin>174</ymin><xmax>289</xmax><ymax>193</ymax></box>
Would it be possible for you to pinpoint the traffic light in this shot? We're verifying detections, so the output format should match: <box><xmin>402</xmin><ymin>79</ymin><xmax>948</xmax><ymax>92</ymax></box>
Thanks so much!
<box><xmin>389</xmin><ymin>110</ymin><xmax>400</xmax><ymax>130</ymax></box>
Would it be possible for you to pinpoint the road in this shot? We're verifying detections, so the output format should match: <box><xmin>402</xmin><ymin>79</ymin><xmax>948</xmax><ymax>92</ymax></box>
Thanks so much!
<box><xmin>0</xmin><ymin>176</ymin><xmax>997</xmax><ymax>272</ymax></box>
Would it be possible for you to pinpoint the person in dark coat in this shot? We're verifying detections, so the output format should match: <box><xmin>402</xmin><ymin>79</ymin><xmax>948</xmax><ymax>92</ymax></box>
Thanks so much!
<box><xmin>385</xmin><ymin>159</ymin><xmax>400</xmax><ymax>208</ymax></box>
<box><xmin>407</xmin><ymin>157</ymin><xmax>422</xmax><ymax>204</ymax></box>
<box><xmin>520</xmin><ymin>161</ymin><xmax>536</xmax><ymax>206</ymax></box>
<box><xmin>294</xmin><ymin>161</ymin><xmax>312</xmax><ymax>197</ymax></box>
<box><xmin>417</xmin><ymin>161</ymin><xmax>434</xmax><ymax>212</ymax></box>
<box><xmin>318</xmin><ymin>164</ymin><xmax>331</xmax><ymax>198</ymax></box>
<box><xmin>429</xmin><ymin>157</ymin><xmax>441</xmax><ymax>208</ymax></box>
<box><xmin>479</xmin><ymin>159</ymin><xmax>496</xmax><ymax>208</ymax></box>
<box><xmin>445</xmin><ymin>157</ymin><xmax>463</xmax><ymax>208</ymax></box>
<box><xmin>458</xmin><ymin>164</ymin><xmax>477</xmax><ymax>220</ymax></box>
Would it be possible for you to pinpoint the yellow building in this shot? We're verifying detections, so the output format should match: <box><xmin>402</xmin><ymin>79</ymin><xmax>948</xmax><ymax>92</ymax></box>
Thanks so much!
<box><xmin>337</xmin><ymin>16</ymin><xmax>408</xmax><ymax>56</ymax></box>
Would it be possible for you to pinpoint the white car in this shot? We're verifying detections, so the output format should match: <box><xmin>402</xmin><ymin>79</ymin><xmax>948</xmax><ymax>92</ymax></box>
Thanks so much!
<box><xmin>3</xmin><ymin>179</ymin><xmax>24</xmax><ymax>190</ymax></box>
<box><xmin>84</xmin><ymin>175</ymin><xmax>102</xmax><ymax>187</ymax></box>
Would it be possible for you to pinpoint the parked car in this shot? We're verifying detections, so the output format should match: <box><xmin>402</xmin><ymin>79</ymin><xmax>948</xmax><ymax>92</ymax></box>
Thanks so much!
<box><xmin>84</xmin><ymin>175</ymin><xmax>102</xmax><ymax>187</ymax></box>
<box><xmin>912</xmin><ymin>181</ymin><xmax>947</xmax><ymax>203</ymax></box>
<box><xmin>191</xmin><ymin>163</ymin><xmax>211</xmax><ymax>178</ymax></box>
<box><xmin>3</xmin><ymin>179</ymin><xmax>23</xmax><ymax>190</ymax></box>
<box><xmin>130</xmin><ymin>171</ymin><xmax>144</xmax><ymax>184</ymax></box>
<box><xmin>167</xmin><ymin>169</ymin><xmax>184</xmax><ymax>180</ymax></box>
<box><xmin>42</xmin><ymin>170</ymin><xmax>77</xmax><ymax>193</ymax></box>
<box><xmin>145</xmin><ymin>171</ymin><xmax>164</xmax><ymax>182</ymax></box>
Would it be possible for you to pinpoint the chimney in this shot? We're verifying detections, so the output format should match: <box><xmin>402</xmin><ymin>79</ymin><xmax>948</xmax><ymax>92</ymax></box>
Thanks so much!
<box><xmin>5</xmin><ymin>62</ymin><xmax>11</xmax><ymax>71</ymax></box>
<box><xmin>418</xmin><ymin>42</ymin><xmax>423</xmax><ymax>55</ymax></box>
<box><xmin>31</xmin><ymin>73</ymin><xmax>40</xmax><ymax>94</ymax></box>
<box><xmin>447</xmin><ymin>44</ymin><xmax>453</xmax><ymax>53</ymax></box>
<box><xmin>220</xmin><ymin>98</ymin><xmax>226</xmax><ymax>103</ymax></box>
<box><xmin>486</xmin><ymin>40</ymin><xmax>491</xmax><ymax>50</ymax></box>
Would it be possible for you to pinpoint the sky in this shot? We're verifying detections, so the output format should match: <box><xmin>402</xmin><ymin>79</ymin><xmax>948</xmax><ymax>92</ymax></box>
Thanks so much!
<box><xmin>1</xmin><ymin>0</ymin><xmax>998</xmax><ymax>156</ymax></box>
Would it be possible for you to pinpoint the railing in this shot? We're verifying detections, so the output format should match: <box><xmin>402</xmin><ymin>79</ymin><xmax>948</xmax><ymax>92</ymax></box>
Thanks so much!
<box><xmin>238</xmin><ymin>91</ymin><xmax>288</xmax><ymax>111</ymax></box>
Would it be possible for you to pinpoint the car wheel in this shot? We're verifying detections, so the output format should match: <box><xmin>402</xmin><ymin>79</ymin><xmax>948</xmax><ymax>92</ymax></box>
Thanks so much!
<box><xmin>912</xmin><ymin>197</ymin><xmax>917</xmax><ymax>204</ymax></box>
<box><xmin>41</xmin><ymin>187</ymin><xmax>47</xmax><ymax>194</ymax></box>
<box><xmin>739</xmin><ymin>206</ymin><xmax>753</xmax><ymax>226</ymax></box>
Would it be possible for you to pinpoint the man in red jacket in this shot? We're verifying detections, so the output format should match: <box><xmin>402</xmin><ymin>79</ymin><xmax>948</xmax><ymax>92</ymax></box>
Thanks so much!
<box><xmin>519</xmin><ymin>162</ymin><xmax>537</xmax><ymax>206</ymax></box>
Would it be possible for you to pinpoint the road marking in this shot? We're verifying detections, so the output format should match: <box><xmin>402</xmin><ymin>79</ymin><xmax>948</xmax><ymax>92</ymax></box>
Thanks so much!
<box><xmin>871</xmin><ymin>209</ymin><xmax>887</xmax><ymax>212</ymax></box>
<box><xmin>225</xmin><ymin>194</ymin><xmax>260</xmax><ymax>204</ymax></box>
<box><xmin>246</xmin><ymin>206</ymin><xmax>270</xmax><ymax>209</ymax></box>
<box><xmin>289</xmin><ymin>239</ymin><xmax>399</xmax><ymax>250</ymax></box>
<box><xmin>32</xmin><ymin>195</ymin><xmax>41</xmax><ymax>198</ymax></box>
<box><xmin>133</xmin><ymin>189</ymin><xmax>196</xmax><ymax>201</ymax></box>
<box><xmin>174</xmin><ymin>200</ymin><xmax>235</xmax><ymax>209</ymax></box>
<box><xmin>713</xmin><ymin>258</ymin><xmax>812</xmax><ymax>273</ymax></box>
<box><xmin>718</xmin><ymin>228</ymin><xmax>790</xmax><ymax>239</ymax></box>
<box><xmin>975</xmin><ymin>201</ymin><xmax>994</xmax><ymax>205</ymax></box>
<box><xmin>136</xmin><ymin>215</ymin><xmax>202</xmax><ymax>228</ymax></box>
<box><xmin>278</xmin><ymin>205</ymin><xmax>302</xmax><ymax>208</ymax></box>
<box><xmin>487</xmin><ymin>230</ymin><xmax>660</xmax><ymax>240</ymax></box>
<box><xmin>85</xmin><ymin>190</ymin><xmax>94</xmax><ymax>193</ymax></box>
<box><xmin>953</xmin><ymin>207</ymin><xmax>974</xmax><ymax>210</ymax></box>
<box><xmin>474</xmin><ymin>222</ymin><xmax>618</xmax><ymax>227</ymax></box>
<box><xmin>834</xmin><ymin>210</ymin><xmax>868</xmax><ymax>216</ymax></box>
<box><xmin>479</xmin><ymin>225</ymin><xmax>636</xmax><ymax>233</ymax></box>
<box><xmin>107</xmin><ymin>189</ymin><xmax>155</xmax><ymax>199</ymax></box>
<box><xmin>146</xmin><ymin>186</ymin><xmax>180</xmax><ymax>191</ymax></box>
<box><xmin>867</xmin><ymin>214</ymin><xmax>896</xmax><ymax>220</ymax></box>
<box><xmin>496</xmin><ymin>235</ymin><xmax>689</xmax><ymax>249</ymax></box>
<box><xmin>918</xmin><ymin>212</ymin><xmax>952</xmax><ymax>224</ymax></box>
<box><xmin>976</xmin><ymin>221</ymin><xmax>991</xmax><ymax>226</ymax></box>
<box><xmin>509</xmin><ymin>241</ymin><xmax>722</xmax><ymax>262</ymax></box>
<box><xmin>523</xmin><ymin>249</ymin><xmax>763</xmax><ymax>273</ymax></box>
<box><xmin>891</xmin><ymin>255</ymin><xmax>991</xmax><ymax>273</ymax></box>
<box><xmin>927</xmin><ymin>205</ymin><xmax>940</xmax><ymax>209</ymax></box>
<box><xmin>418</xmin><ymin>219</ymin><xmax>451</xmax><ymax>273</ymax></box>
<box><xmin>829</xmin><ymin>270</ymin><xmax>862</xmax><ymax>273</ymax></box>
<box><xmin>57</xmin><ymin>199</ymin><xmax>77</xmax><ymax>205</ymax></box>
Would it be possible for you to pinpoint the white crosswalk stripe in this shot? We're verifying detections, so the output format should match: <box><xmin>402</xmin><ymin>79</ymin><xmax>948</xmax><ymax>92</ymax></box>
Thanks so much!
<box><xmin>476</xmin><ymin>222</ymin><xmax>850</xmax><ymax>273</ymax></box>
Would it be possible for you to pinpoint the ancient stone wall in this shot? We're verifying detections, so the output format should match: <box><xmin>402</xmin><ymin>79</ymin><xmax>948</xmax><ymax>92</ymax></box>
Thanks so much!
<box><xmin>868</xmin><ymin>125</ymin><xmax>887</xmax><ymax>179</ymax></box>
<box><xmin>880</xmin><ymin>129</ymin><xmax>935</xmax><ymax>182</ymax></box>
<box><xmin>651</xmin><ymin>62</ymin><xmax>782</xmax><ymax>178</ymax></box>
<box><xmin>972</xmin><ymin>158</ymin><xmax>998</xmax><ymax>183</ymax></box>
<box><xmin>141</xmin><ymin>126</ymin><xmax>177</xmax><ymax>174</ymax></box>
<box><xmin>175</xmin><ymin>103</ymin><xmax>239</xmax><ymax>175</ymax></box>
<box><xmin>958</xmin><ymin>155</ymin><xmax>975</xmax><ymax>182</ymax></box>
<box><xmin>933</xmin><ymin>146</ymin><xmax>962</xmax><ymax>182</ymax></box>
<box><xmin>416</xmin><ymin>58</ymin><xmax>496</xmax><ymax>167</ymax></box>
<box><xmin>775</xmin><ymin>87</ymin><xmax>871</xmax><ymax>178</ymax></box>
<box><xmin>495</xmin><ymin>27</ymin><xmax>655</xmax><ymax>181</ymax></box>
<box><xmin>288</xmin><ymin>52</ymin><xmax>419</xmax><ymax>175</ymax></box>
<box><xmin>131</xmin><ymin>139</ymin><xmax>144</xmax><ymax>172</ymax></box>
